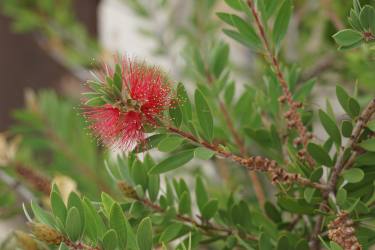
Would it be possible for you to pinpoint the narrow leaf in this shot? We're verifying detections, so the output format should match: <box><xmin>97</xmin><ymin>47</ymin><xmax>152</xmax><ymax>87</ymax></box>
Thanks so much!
<box><xmin>149</xmin><ymin>149</ymin><xmax>194</xmax><ymax>174</ymax></box>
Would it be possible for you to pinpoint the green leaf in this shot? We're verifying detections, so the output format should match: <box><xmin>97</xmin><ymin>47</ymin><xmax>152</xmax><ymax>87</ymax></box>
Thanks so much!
<box><xmin>349</xmin><ymin>9</ymin><xmax>362</xmax><ymax>31</ymax></box>
<box><xmin>336</xmin><ymin>188</ymin><xmax>347</xmax><ymax>206</ymax></box>
<box><xmin>177</xmin><ymin>83</ymin><xmax>192</xmax><ymax>123</ymax></box>
<box><xmin>223</xmin><ymin>29</ymin><xmax>260</xmax><ymax>49</ymax></box>
<box><xmin>359</xmin><ymin>138</ymin><xmax>375</xmax><ymax>152</ymax></box>
<box><xmin>102</xmin><ymin>229</ymin><xmax>118</xmax><ymax>250</ymax></box>
<box><xmin>310</xmin><ymin>167</ymin><xmax>323</xmax><ymax>182</ymax></box>
<box><xmin>277</xmin><ymin>196</ymin><xmax>314</xmax><ymax>214</ymax></box>
<box><xmin>137</xmin><ymin>217</ymin><xmax>153</xmax><ymax>250</ymax></box>
<box><xmin>333</xmin><ymin>29</ymin><xmax>363</xmax><ymax>47</ymax></box>
<box><xmin>229</xmin><ymin>15</ymin><xmax>261</xmax><ymax>49</ymax></box>
<box><xmin>169</xmin><ymin>103</ymin><xmax>182</xmax><ymax>128</ymax></box>
<box><xmin>158</xmin><ymin>135</ymin><xmax>184</xmax><ymax>152</ymax></box>
<box><xmin>50</xmin><ymin>191</ymin><xmax>67</xmax><ymax>225</ymax></box>
<box><xmin>293</xmin><ymin>79</ymin><xmax>316</xmax><ymax>101</ymax></box>
<box><xmin>195</xmin><ymin>176</ymin><xmax>209</xmax><ymax>213</ymax></box>
<box><xmin>179</xmin><ymin>192</ymin><xmax>191</xmax><ymax>215</ymax></box>
<box><xmin>353</xmin><ymin>0</ymin><xmax>361</xmax><ymax>16</ymax></box>
<box><xmin>101</xmin><ymin>192</ymin><xmax>115</xmax><ymax>217</ymax></box>
<box><xmin>195</xmin><ymin>90</ymin><xmax>213</xmax><ymax>141</ymax></box>
<box><xmin>330</xmin><ymin>241</ymin><xmax>344</xmax><ymax>250</ymax></box>
<box><xmin>318</xmin><ymin>110</ymin><xmax>341</xmax><ymax>146</ymax></box>
<box><xmin>356</xmin><ymin>152</ymin><xmax>375</xmax><ymax>164</ymax></box>
<box><xmin>211</xmin><ymin>42</ymin><xmax>230</xmax><ymax>78</ymax></box>
<box><xmin>194</xmin><ymin>147</ymin><xmax>215</xmax><ymax>160</ymax></box>
<box><xmin>138</xmin><ymin>134</ymin><xmax>167</xmax><ymax>152</ymax></box>
<box><xmin>149</xmin><ymin>149</ymin><xmax>194</xmax><ymax>174</ymax></box>
<box><xmin>131</xmin><ymin>160</ymin><xmax>148</xmax><ymax>191</ymax></box>
<box><xmin>277</xmin><ymin>236</ymin><xmax>290</xmax><ymax>250</ymax></box>
<box><xmin>202</xmin><ymin>199</ymin><xmax>219</xmax><ymax>220</ymax></box>
<box><xmin>295</xmin><ymin>239</ymin><xmax>309</xmax><ymax>250</ymax></box>
<box><xmin>259</xmin><ymin>233</ymin><xmax>273</xmax><ymax>250</ymax></box>
<box><xmin>367</xmin><ymin>120</ymin><xmax>375</xmax><ymax>132</ymax></box>
<box><xmin>31</xmin><ymin>201</ymin><xmax>54</xmax><ymax>227</ymax></box>
<box><xmin>348</xmin><ymin>97</ymin><xmax>360</xmax><ymax>117</ymax></box>
<box><xmin>159</xmin><ymin>223</ymin><xmax>183</xmax><ymax>243</ymax></box>
<box><xmin>109</xmin><ymin>203</ymin><xmax>127</xmax><ymax>248</ymax></box>
<box><xmin>273</xmin><ymin>0</ymin><xmax>292</xmax><ymax>48</ymax></box>
<box><xmin>341</xmin><ymin>120</ymin><xmax>353</xmax><ymax>138</ymax></box>
<box><xmin>82</xmin><ymin>198</ymin><xmax>100</xmax><ymax>242</ymax></box>
<box><xmin>264</xmin><ymin>202</ymin><xmax>281</xmax><ymax>223</ymax></box>
<box><xmin>304</xmin><ymin>188</ymin><xmax>316</xmax><ymax>203</ymax></box>
<box><xmin>148</xmin><ymin>174</ymin><xmax>160</xmax><ymax>202</ymax></box>
<box><xmin>307</xmin><ymin>143</ymin><xmax>333</xmax><ymax>167</ymax></box>
<box><xmin>224</xmin><ymin>0</ymin><xmax>243</xmax><ymax>11</ymax></box>
<box><xmin>65</xmin><ymin>207</ymin><xmax>82</xmax><ymax>241</ymax></box>
<box><xmin>224</xmin><ymin>81</ymin><xmax>235</xmax><ymax>105</ymax></box>
<box><xmin>342</xmin><ymin>168</ymin><xmax>364</xmax><ymax>183</ymax></box>
<box><xmin>360</xmin><ymin>5</ymin><xmax>375</xmax><ymax>32</ymax></box>
<box><xmin>67</xmin><ymin>192</ymin><xmax>84</xmax><ymax>227</ymax></box>
<box><xmin>336</xmin><ymin>85</ymin><xmax>350</xmax><ymax>114</ymax></box>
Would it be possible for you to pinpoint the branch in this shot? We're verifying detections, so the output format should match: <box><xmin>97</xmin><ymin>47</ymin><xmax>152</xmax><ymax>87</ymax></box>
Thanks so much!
<box><xmin>167</xmin><ymin>126</ymin><xmax>328</xmax><ymax>191</ymax></box>
<box><xmin>310</xmin><ymin>98</ymin><xmax>375</xmax><ymax>249</ymax></box>
<box><xmin>246</xmin><ymin>0</ymin><xmax>315</xmax><ymax>167</ymax></box>
<box><xmin>329</xmin><ymin>98</ymin><xmax>375</xmax><ymax>188</ymax></box>
<box><xmin>136</xmin><ymin>192</ymin><xmax>258</xmax><ymax>242</ymax></box>
<box><xmin>14</xmin><ymin>163</ymin><xmax>51</xmax><ymax>196</ymax></box>
<box><xmin>205</xmin><ymin>71</ymin><xmax>266</xmax><ymax>205</ymax></box>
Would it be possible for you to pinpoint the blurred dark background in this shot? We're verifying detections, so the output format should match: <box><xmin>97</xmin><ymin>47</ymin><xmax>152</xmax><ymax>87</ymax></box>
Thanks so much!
<box><xmin>0</xmin><ymin>0</ymin><xmax>99</xmax><ymax>131</ymax></box>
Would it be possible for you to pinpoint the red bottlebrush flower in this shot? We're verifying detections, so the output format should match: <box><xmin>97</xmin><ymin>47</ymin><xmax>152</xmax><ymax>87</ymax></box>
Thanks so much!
<box><xmin>83</xmin><ymin>57</ymin><xmax>173</xmax><ymax>150</ymax></box>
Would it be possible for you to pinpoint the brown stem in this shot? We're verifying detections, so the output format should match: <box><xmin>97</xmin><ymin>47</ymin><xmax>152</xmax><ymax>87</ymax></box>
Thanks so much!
<box><xmin>218</xmin><ymin>101</ymin><xmax>266</xmax><ymax>205</ymax></box>
<box><xmin>14</xmin><ymin>163</ymin><xmax>51</xmax><ymax>196</ymax></box>
<box><xmin>167</xmin><ymin>126</ymin><xmax>328</xmax><ymax>191</ymax></box>
<box><xmin>310</xmin><ymin>98</ymin><xmax>375</xmax><ymax>249</ymax></box>
<box><xmin>138</xmin><ymin>197</ymin><xmax>257</xmax><ymax>241</ymax></box>
<box><xmin>329</xmin><ymin>98</ymin><xmax>375</xmax><ymax>188</ymax></box>
<box><xmin>62</xmin><ymin>237</ymin><xmax>101</xmax><ymax>250</ymax></box>
<box><xmin>246</xmin><ymin>0</ymin><xmax>315</xmax><ymax>167</ymax></box>
<box><xmin>320</xmin><ymin>0</ymin><xmax>345</xmax><ymax>30</ymax></box>
<box><xmin>205</xmin><ymin>67</ymin><xmax>266</xmax><ymax>204</ymax></box>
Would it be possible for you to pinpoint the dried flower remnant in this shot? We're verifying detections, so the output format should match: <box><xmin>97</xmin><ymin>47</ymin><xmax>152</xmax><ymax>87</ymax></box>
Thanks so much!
<box><xmin>83</xmin><ymin>57</ymin><xmax>173</xmax><ymax>150</ymax></box>
<box><xmin>29</xmin><ymin>223</ymin><xmax>63</xmax><ymax>245</ymax></box>
<box><xmin>328</xmin><ymin>211</ymin><xmax>362</xmax><ymax>250</ymax></box>
<box><xmin>0</xmin><ymin>133</ymin><xmax>21</xmax><ymax>166</ymax></box>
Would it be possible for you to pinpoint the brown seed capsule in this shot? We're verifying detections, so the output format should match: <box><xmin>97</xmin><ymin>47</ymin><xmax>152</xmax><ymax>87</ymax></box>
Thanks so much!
<box><xmin>328</xmin><ymin>212</ymin><xmax>362</xmax><ymax>250</ymax></box>
<box><xmin>284</xmin><ymin>111</ymin><xmax>293</xmax><ymax>119</ymax></box>
<box><xmin>293</xmin><ymin>101</ymin><xmax>303</xmax><ymax>108</ymax></box>
<box><xmin>29</xmin><ymin>223</ymin><xmax>62</xmax><ymax>245</ymax></box>
<box><xmin>278</xmin><ymin>95</ymin><xmax>287</xmax><ymax>103</ymax></box>
<box><xmin>117</xmin><ymin>181</ymin><xmax>138</xmax><ymax>199</ymax></box>
<box><xmin>293</xmin><ymin>137</ymin><xmax>302</xmax><ymax>146</ymax></box>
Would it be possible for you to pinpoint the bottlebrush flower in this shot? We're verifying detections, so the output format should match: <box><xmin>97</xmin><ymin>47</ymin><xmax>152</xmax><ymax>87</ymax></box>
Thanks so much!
<box><xmin>83</xmin><ymin>57</ymin><xmax>173</xmax><ymax>150</ymax></box>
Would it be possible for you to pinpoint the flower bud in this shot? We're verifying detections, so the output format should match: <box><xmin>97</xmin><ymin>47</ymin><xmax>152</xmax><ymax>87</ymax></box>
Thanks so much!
<box><xmin>29</xmin><ymin>223</ymin><xmax>63</xmax><ymax>245</ymax></box>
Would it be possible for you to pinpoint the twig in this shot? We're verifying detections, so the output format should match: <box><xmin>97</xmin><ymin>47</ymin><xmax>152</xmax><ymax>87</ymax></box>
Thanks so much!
<box><xmin>218</xmin><ymin>101</ymin><xmax>266</xmax><ymax>205</ymax></box>
<box><xmin>310</xmin><ymin>98</ymin><xmax>375</xmax><ymax>249</ymax></box>
<box><xmin>320</xmin><ymin>0</ymin><xmax>345</xmax><ymax>30</ymax></box>
<box><xmin>14</xmin><ymin>163</ymin><xmax>51</xmax><ymax>196</ymax></box>
<box><xmin>205</xmin><ymin>70</ymin><xmax>266</xmax><ymax>206</ymax></box>
<box><xmin>138</xmin><ymin>196</ymin><xmax>257</xmax><ymax>241</ymax></box>
<box><xmin>167</xmin><ymin>126</ymin><xmax>328</xmax><ymax>191</ymax></box>
<box><xmin>300</xmin><ymin>53</ymin><xmax>336</xmax><ymax>83</ymax></box>
<box><xmin>246</xmin><ymin>0</ymin><xmax>315</xmax><ymax>167</ymax></box>
<box><xmin>62</xmin><ymin>237</ymin><xmax>101</xmax><ymax>250</ymax></box>
<box><xmin>329</xmin><ymin>98</ymin><xmax>375</xmax><ymax>188</ymax></box>
<box><xmin>32</xmin><ymin>106</ymin><xmax>112</xmax><ymax>193</ymax></box>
